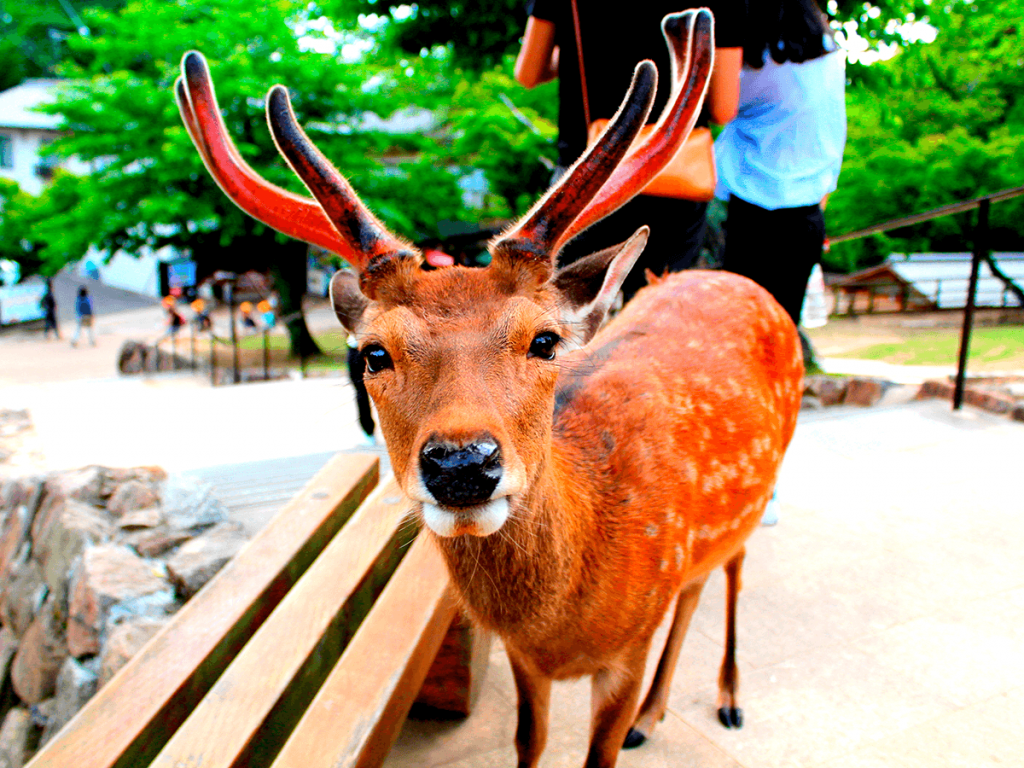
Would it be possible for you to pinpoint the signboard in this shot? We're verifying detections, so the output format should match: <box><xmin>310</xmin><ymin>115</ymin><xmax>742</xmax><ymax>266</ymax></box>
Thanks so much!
<box><xmin>0</xmin><ymin>281</ymin><xmax>47</xmax><ymax>325</ymax></box>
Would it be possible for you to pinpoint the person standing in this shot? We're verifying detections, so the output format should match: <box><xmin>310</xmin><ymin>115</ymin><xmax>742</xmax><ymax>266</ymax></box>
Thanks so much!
<box><xmin>41</xmin><ymin>278</ymin><xmax>59</xmax><ymax>340</ymax></box>
<box><xmin>70</xmin><ymin>285</ymin><xmax>95</xmax><ymax>347</ymax></box>
<box><xmin>715</xmin><ymin>0</ymin><xmax>846</xmax><ymax>331</ymax></box>
<box><xmin>514</xmin><ymin>0</ymin><xmax>745</xmax><ymax>301</ymax></box>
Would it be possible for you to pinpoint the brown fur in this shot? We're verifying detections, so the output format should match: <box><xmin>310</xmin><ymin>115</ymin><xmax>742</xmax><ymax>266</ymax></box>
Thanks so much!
<box><xmin>358</xmin><ymin>263</ymin><xmax>802</xmax><ymax>766</ymax></box>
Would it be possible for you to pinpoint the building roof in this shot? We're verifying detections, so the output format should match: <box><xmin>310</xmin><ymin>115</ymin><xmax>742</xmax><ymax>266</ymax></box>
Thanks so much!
<box><xmin>835</xmin><ymin>252</ymin><xmax>1024</xmax><ymax>309</ymax></box>
<box><xmin>0</xmin><ymin>79</ymin><xmax>67</xmax><ymax>130</ymax></box>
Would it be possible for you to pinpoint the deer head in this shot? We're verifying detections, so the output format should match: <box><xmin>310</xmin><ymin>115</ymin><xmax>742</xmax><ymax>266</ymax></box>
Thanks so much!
<box><xmin>176</xmin><ymin>10</ymin><xmax>714</xmax><ymax>539</ymax></box>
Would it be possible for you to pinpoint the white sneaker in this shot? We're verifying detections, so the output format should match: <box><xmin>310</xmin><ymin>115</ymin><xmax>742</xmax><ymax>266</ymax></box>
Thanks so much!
<box><xmin>761</xmin><ymin>496</ymin><xmax>780</xmax><ymax>526</ymax></box>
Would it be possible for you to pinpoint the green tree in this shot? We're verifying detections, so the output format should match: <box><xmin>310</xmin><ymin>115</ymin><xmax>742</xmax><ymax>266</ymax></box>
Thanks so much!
<box><xmin>332</xmin><ymin>0</ymin><xmax>933</xmax><ymax>75</ymax></box>
<box><xmin>826</xmin><ymin>1</ymin><xmax>1024</xmax><ymax>271</ymax></box>
<box><xmin>0</xmin><ymin>0</ymin><xmax>125</xmax><ymax>91</ymax></box>
<box><xmin>20</xmin><ymin>0</ymin><xmax>467</xmax><ymax>354</ymax></box>
<box><xmin>446</xmin><ymin>58</ymin><xmax>558</xmax><ymax>217</ymax></box>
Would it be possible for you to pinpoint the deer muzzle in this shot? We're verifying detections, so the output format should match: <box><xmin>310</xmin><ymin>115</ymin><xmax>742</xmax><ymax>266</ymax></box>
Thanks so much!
<box><xmin>417</xmin><ymin>436</ymin><xmax>509</xmax><ymax>537</ymax></box>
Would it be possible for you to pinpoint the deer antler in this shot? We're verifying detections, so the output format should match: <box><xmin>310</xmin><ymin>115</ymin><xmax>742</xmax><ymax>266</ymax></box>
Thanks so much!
<box><xmin>555</xmin><ymin>9</ymin><xmax>714</xmax><ymax>253</ymax></box>
<box><xmin>175</xmin><ymin>51</ymin><xmax>416</xmax><ymax>284</ymax></box>
<box><xmin>175</xmin><ymin>52</ymin><xmax>348</xmax><ymax>257</ymax></box>
<box><xmin>489</xmin><ymin>60</ymin><xmax>656</xmax><ymax>273</ymax></box>
<box><xmin>264</xmin><ymin>85</ymin><xmax>418</xmax><ymax>289</ymax></box>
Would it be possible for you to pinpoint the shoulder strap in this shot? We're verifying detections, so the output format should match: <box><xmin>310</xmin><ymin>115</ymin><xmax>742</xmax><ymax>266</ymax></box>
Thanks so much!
<box><xmin>570</xmin><ymin>0</ymin><xmax>590</xmax><ymax>127</ymax></box>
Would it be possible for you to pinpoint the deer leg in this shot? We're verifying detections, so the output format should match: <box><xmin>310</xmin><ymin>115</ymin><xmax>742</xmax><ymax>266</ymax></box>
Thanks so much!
<box><xmin>624</xmin><ymin>575</ymin><xmax>709</xmax><ymax>749</ymax></box>
<box><xmin>585</xmin><ymin>640</ymin><xmax>652</xmax><ymax>768</ymax></box>
<box><xmin>717</xmin><ymin>548</ymin><xmax>746</xmax><ymax>728</ymax></box>
<box><xmin>508</xmin><ymin>649</ymin><xmax>552</xmax><ymax>768</ymax></box>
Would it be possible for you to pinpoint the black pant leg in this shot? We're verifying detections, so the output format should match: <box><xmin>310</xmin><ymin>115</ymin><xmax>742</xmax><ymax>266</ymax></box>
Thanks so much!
<box><xmin>722</xmin><ymin>197</ymin><xmax>824</xmax><ymax>326</ymax></box>
<box><xmin>347</xmin><ymin>345</ymin><xmax>376</xmax><ymax>437</ymax></box>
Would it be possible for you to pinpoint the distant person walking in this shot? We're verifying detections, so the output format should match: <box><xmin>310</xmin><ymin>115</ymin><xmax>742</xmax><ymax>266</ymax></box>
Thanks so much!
<box><xmin>70</xmin><ymin>286</ymin><xmax>95</xmax><ymax>347</ymax></box>
<box><xmin>159</xmin><ymin>296</ymin><xmax>186</xmax><ymax>341</ymax></box>
<box><xmin>41</xmin><ymin>278</ymin><xmax>60</xmax><ymax>340</ymax></box>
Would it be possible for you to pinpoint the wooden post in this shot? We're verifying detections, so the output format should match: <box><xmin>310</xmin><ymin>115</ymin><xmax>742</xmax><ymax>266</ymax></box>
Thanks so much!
<box><xmin>229</xmin><ymin>284</ymin><xmax>240</xmax><ymax>384</ymax></box>
<box><xmin>263</xmin><ymin>329</ymin><xmax>270</xmax><ymax>380</ymax></box>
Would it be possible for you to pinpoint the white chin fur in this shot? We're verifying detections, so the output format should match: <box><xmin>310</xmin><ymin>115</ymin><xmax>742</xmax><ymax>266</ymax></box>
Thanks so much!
<box><xmin>422</xmin><ymin>497</ymin><xmax>510</xmax><ymax>538</ymax></box>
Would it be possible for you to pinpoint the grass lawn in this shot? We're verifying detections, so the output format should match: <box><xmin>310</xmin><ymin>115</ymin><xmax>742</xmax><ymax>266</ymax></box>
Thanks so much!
<box><xmin>808</xmin><ymin>315</ymin><xmax>1024</xmax><ymax>371</ymax></box>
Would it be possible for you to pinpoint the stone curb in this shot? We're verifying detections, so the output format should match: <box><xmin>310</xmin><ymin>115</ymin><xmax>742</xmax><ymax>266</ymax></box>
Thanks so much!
<box><xmin>916</xmin><ymin>379</ymin><xmax>1024</xmax><ymax>422</ymax></box>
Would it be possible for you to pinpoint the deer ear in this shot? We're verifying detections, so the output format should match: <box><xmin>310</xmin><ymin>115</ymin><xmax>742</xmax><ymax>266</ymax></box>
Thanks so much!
<box><xmin>330</xmin><ymin>269</ymin><xmax>369</xmax><ymax>333</ymax></box>
<box><xmin>553</xmin><ymin>227</ymin><xmax>649</xmax><ymax>345</ymax></box>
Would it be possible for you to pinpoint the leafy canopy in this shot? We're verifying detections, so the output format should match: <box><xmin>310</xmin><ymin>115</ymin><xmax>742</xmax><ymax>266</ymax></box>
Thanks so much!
<box><xmin>826</xmin><ymin>0</ymin><xmax>1024</xmax><ymax>271</ymax></box>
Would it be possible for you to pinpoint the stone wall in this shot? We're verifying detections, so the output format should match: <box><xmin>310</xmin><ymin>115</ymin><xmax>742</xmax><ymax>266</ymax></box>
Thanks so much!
<box><xmin>0</xmin><ymin>466</ymin><xmax>248</xmax><ymax>766</ymax></box>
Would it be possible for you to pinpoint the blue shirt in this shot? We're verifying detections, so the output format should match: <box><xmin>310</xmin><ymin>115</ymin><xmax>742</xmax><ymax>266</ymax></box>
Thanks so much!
<box><xmin>714</xmin><ymin>45</ymin><xmax>847</xmax><ymax>210</ymax></box>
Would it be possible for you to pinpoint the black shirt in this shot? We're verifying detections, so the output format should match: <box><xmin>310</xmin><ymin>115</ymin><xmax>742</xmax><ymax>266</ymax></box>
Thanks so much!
<box><xmin>527</xmin><ymin>0</ymin><xmax>746</xmax><ymax>164</ymax></box>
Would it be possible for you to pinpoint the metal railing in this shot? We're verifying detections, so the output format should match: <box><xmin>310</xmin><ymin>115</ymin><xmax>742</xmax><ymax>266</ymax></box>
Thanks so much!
<box><xmin>828</xmin><ymin>185</ymin><xmax>1024</xmax><ymax>410</ymax></box>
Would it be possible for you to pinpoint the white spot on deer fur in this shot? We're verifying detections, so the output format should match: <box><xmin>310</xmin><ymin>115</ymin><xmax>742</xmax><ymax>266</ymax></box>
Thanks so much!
<box><xmin>686</xmin><ymin>338</ymin><xmax>703</xmax><ymax>350</ymax></box>
<box><xmin>702</xmin><ymin>472</ymin><xmax>725</xmax><ymax>495</ymax></box>
<box><xmin>674</xmin><ymin>544</ymin><xmax>684</xmax><ymax>569</ymax></box>
<box><xmin>660</xmin><ymin>558</ymin><xmax>669</xmax><ymax>572</ymax></box>
<box><xmin>645</xmin><ymin>523</ymin><xmax>659</xmax><ymax>537</ymax></box>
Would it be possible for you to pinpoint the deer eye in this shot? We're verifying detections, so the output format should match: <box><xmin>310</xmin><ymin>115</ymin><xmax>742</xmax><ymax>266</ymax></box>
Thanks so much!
<box><xmin>362</xmin><ymin>344</ymin><xmax>393</xmax><ymax>373</ymax></box>
<box><xmin>528</xmin><ymin>332</ymin><xmax>560</xmax><ymax>361</ymax></box>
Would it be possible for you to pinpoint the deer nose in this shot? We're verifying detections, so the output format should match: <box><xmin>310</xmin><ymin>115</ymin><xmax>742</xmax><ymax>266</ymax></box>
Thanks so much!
<box><xmin>420</xmin><ymin>437</ymin><xmax>502</xmax><ymax>508</ymax></box>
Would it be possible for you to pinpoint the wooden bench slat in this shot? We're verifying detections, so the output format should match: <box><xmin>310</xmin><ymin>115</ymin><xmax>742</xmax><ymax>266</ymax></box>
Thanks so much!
<box><xmin>26</xmin><ymin>453</ymin><xmax>379</xmax><ymax>768</ymax></box>
<box><xmin>271</xmin><ymin>535</ymin><xmax>456</xmax><ymax>768</ymax></box>
<box><xmin>150</xmin><ymin>476</ymin><xmax>416</xmax><ymax>768</ymax></box>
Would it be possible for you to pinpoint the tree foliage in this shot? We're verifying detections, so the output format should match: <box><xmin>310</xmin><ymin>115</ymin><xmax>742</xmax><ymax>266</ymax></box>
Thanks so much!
<box><xmin>826</xmin><ymin>1</ymin><xmax>1024</xmax><ymax>271</ymax></box>
<box><xmin>0</xmin><ymin>0</ymin><xmax>125</xmax><ymax>91</ymax></box>
<box><xmin>1</xmin><ymin>0</ymin><xmax>473</xmax><ymax>352</ymax></box>
<box><xmin>329</xmin><ymin>0</ymin><xmax>934</xmax><ymax>74</ymax></box>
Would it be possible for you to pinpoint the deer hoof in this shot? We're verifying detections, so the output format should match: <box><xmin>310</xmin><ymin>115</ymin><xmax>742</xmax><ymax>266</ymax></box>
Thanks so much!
<box><xmin>717</xmin><ymin>706</ymin><xmax>743</xmax><ymax>729</ymax></box>
<box><xmin>622</xmin><ymin>728</ymin><xmax>647</xmax><ymax>749</ymax></box>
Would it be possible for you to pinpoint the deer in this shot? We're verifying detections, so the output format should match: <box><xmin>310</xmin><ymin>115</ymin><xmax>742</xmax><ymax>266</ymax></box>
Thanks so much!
<box><xmin>175</xmin><ymin>9</ymin><xmax>803</xmax><ymax>767</ymax></box>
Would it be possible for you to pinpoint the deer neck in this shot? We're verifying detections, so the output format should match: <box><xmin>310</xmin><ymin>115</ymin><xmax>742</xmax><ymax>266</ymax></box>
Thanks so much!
<box><xmin>432</xmin><ymin>435</ymin><xmax>598</xmax><ymax>636</ymax></box>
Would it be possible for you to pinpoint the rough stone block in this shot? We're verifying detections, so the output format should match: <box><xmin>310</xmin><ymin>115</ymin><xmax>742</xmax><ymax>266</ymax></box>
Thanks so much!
<box><xmin>804</xmin><ymin>375</ymin><xmax>848</xmax><ymax>407</ymax></box>
<box><xmin>10</xmin><ymin>596</ymin><xmax>67</xmax><ymax>705</ymax></box>
<box><xmin>0</xmin><ymin>707</ymin><xmax>31</xmax><ymax>768</ymax></box>
<box><xmin>31</xmin><ymin>499</ymin><xmax>113</xmax><ymax>596</ymax></box>
<box><xmin>106</xmin><ymin>481</ymin><xmax>158</xmax><ymax>519</ymax></box>
<box><xmin>42</xmin><ymin>468</ymin><xmax>105</xmax><ymax>508</ymax></box>
<box><xmin>99</xmin><ymin>467</ymin><xmax>166</xmax><ymax>501</ymax></box>
<box><xmin>0</xmin><ymin>560</ymin><xmax>47</xmax><ymax>639</ymax></box>
<box><xmin>844</xmin><ymin>377</ymin><xmax>884</xmax><ymax>407</ymax></box>
<box><xmin>165</xmin><ymin>521</ymin><xmax>248</xmax><ymax>599</ymax></box>
<box><xmin>117</xmin><ymin>507</ymin><xmax>162</xmax><ymax>531</ymax></box>
<box><xmin>0</xmin><ymin>626</ymin><xmax>16</xmax><ymax>685</ymax></box>
<box><xmin>66</xmin><ymin>544</ymin><xmax>168</xmax><ymax>658</ymax></box>
<box><xmin>159</xmin><ymin>475</ymin><xmax>227</xmax><ymax>534</ymax></box>
<box><xmin>38</xmin><ymin>657</ymin><xmax>98</xmax><ymax>748</ymax></box>
<box><xmin>0</xmin><ymin>504</ymin><xmax>34</xmax><ymax>588</ymax></box>
<box><xmin>123</xmin><ymin>528</ymin><xmax>191</xmax><ymax>558</ymax></box>
<box><xmin>98</xmin><ymin>616</ymin><xmax>168</xmax><ymax>688</ymax></box>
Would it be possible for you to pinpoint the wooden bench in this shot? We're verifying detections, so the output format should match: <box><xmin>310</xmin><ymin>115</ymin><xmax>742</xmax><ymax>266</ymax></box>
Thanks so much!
<box><xmin>28</xmin><ymin>453</ymin><xmax>490</xmax><ymax>768</ymax></box>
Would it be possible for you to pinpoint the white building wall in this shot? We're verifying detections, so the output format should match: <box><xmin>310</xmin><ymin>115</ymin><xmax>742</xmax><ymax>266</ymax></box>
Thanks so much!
<box><xmin>78</xmin><ymin>245</ymin><xmax>184</xmax><ymax>298</ymax></box>
<box><xmin>0</xmin><ymin>126</ymin><xmax>90</xmax><ymax>195</ymax></box>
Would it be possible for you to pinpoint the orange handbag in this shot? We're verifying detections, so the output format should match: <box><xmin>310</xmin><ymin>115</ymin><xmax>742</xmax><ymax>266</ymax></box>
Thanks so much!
<box><xmin>573</xmin><ymin>0</ymin><xmax>716</xmax><ymax>202</ymax></box>
<box><xmin>586</xmin><ymin>121</ymin><xmax>716</xmax><ymax>201</ymax></box>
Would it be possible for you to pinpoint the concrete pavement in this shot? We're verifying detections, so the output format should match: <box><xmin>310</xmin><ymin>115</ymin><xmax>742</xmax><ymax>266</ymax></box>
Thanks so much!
<box><xmin>3</xmin><ymin>302</ymin><xmax>1022</xmax><ymax>767</ymax></box>
<box><xmin>384</xmin><ymin>399</ymin><xmax>1024</xmax><ymax>768</ymax></box>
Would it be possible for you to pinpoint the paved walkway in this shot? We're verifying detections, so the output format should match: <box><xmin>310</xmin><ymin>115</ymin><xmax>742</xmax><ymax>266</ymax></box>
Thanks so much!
<box><xmin>384</xmin><ymin>399</ymin><xmax>1024</xmax><ymax>768</ymax></box>
<box><xmin>3</xmin><ymin>305</ymin><xmax>1022</xmax><ymax>767</ymax></box>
